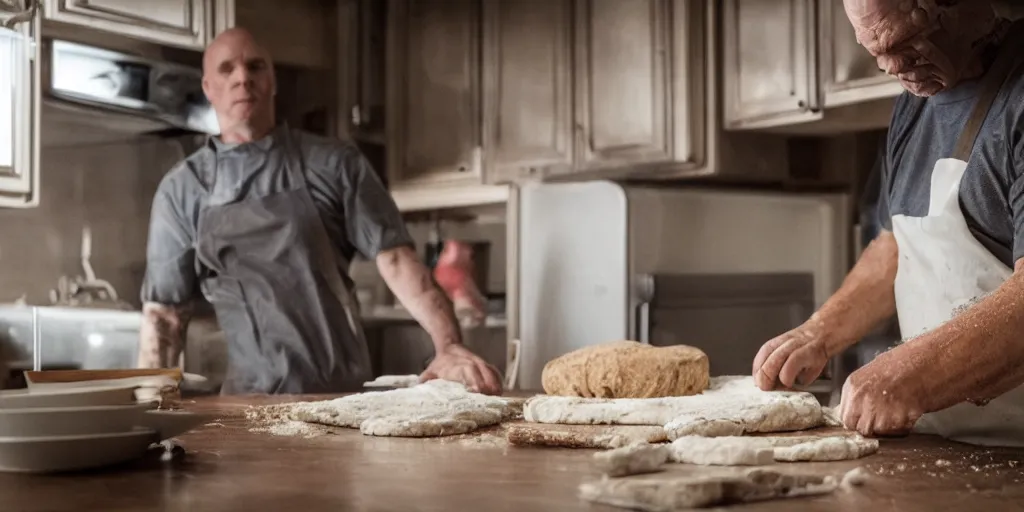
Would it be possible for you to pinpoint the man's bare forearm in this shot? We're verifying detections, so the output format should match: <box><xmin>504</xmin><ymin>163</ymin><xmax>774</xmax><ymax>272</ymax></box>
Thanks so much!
<box><xmin>138</xmin><ymin>302</ymin><xmax>192</xmax><ymax>368</ymax></box>
<box><xmin>894</xmin><ymin>262</ymin><xmax>1024</xmax><ymax>412</ymax></box>
<box><xmin>809</xmin><ymin>230</ymin><xmax>899</xmax><ymax>356</ymax></box>
<box><xmin>377</xmin><ymin>246</ymin><xmax>462</xmax><ymax>351</ymax></box>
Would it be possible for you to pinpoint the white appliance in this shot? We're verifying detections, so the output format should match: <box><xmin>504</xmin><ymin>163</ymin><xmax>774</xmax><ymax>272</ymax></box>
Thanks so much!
<box><xmin>515</xmin><ymin>180</ymin><xmax>851</xmax><ymax>392</ymax></box>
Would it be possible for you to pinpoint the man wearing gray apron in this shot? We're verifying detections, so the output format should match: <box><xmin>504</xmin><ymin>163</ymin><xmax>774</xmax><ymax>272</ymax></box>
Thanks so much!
<box><xmin>137</xmin><ymin>28</ymin><xmax>501</xmax><ymax>396</ymax></box>
<box><xmin>753</xmin><ymin>1</ymin><xmax>1024</xmax><ymax>446</ymax></box>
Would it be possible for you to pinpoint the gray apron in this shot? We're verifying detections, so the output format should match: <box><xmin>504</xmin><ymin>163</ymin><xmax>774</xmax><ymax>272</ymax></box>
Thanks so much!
<box><xmin>196</xmin><ymin>127</ymin><xmax>372</xmax><ymax>395</ymax></box>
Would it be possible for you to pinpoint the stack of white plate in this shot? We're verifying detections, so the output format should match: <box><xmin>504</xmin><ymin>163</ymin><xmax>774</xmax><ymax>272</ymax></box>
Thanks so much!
<box><xmin>0</xmin><ymin>382</ymin><xmax>211</xmax><ymax>473</ymax></box>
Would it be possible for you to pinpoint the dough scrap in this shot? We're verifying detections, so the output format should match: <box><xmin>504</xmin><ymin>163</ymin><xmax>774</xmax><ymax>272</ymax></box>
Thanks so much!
<box><xmin>505</xmin><ymin>423</ymin><xmax>668</xmax><ymax>449</ymax></box>
<box><xmin>579</xmin><ymin>468</ymin><xmax>842</xmax><ymax>511</ymax></box>
<box><xmin>542</xmin><ymin>340</ymin><xmax>710</xmax><ymax>399</ymax></box>
<box><xmin>594</xmin><ymin>443</ymin><xmax>671</xmax><ymax>477</ymax></box>
<box><xmin>669</xmin><ymin>434</ymin><xmax>877</xmax><ymax>466</ymax></box>
<box><xmin>525</xmin><ymin>376</ymin><xmax>824</xmax><ymax>437</ymax></box>
<box><xmin>773</xmin><ymin>435</ymin><xmax>879</xmax><ymax>462</ymax></box>
<box><xmin>669</xmin><ymin>436</ymin><xmax>774</xmax><ymax>466</ymax></box>
<box><xmin>363</xmin><ymin>374</ymin><xmax>421</xmax><ymax>388</ymax></box>
<box><xmin>252</xmin><ymin>380</ymin><xmax>516</xmax><ymax>438</ymax></box>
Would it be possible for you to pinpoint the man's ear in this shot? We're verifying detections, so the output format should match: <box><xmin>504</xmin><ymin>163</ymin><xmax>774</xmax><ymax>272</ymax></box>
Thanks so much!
<box><xmin>201</xmin><ymin>77</ymin><xmax>212</xmax><ymax>101</ymax></box>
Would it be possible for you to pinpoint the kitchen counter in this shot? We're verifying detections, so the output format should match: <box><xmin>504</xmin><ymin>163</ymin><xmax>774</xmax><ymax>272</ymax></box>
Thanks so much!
<box><xmin>2</xmin><ymin>395</ymin><xmax>1024</xmax><ymax>511</ymax></box>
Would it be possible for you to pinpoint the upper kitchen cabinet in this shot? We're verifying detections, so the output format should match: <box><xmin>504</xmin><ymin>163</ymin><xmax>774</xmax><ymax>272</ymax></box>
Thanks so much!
<box><xmin>0</xmin><ymin>2</ymin><xmax>42</xmax><ymax>208</ymax></box>
<box><xmin>722</xmin><ymin>0</ymin><xmax>820</xmax><ymax>130</ymax></box>
<box><xmin>818</xmin><ymin>0</ymin><xmax>902</xmax><ymax>107</ymax></box>
<box><xmin>386</xmin><ymin>0</ymin><xmax>482</xmax><ymax>188</ymax></box>
<box><xmin>723</xmin><ymin>0</ymin><xmax>900</xmax><ymax>133</ymax></box>
<box><xmin>573</xmin><ymin>0</ymin><xmax>675</xmax><ymax>173</ymax></box>
<box><xmin>41</xmin><ymin>0</ymin><xmax>210</xmax><ymax>51</ymax></box>
<box><xmin>229</xmin><ymin>0</ymin><xmax>333</xmax><ymax>69</ymax></box>
<box><xmin>337</xmin><ymin>0</ymin><xmax>386</xmax><ymax>144</ymax></box>
<box><xmin>481</xmin><ymin>0</ymin><xmax>573</xmax><ymax>183</ymax></box>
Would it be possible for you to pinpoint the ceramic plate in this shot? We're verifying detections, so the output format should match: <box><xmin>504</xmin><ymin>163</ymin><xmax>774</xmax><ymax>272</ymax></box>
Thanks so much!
<box><xmin>137</xmin><ymin>410</ymin><xmax>215</xmax><ymax>440</ymax></box>
<box><xmin>0</xmin><ymin>403</ymin><xmax>156</xmax><ymax>437</ymax></box>
<box><xmin>0</xmin><ymin>428</ymin><xmax>158</xmax><ymax>473</ymax></box>
<box><xmin>0</xmin><ymin>385</ymin><xmax>138</xmax><ymax>409</ymax></box>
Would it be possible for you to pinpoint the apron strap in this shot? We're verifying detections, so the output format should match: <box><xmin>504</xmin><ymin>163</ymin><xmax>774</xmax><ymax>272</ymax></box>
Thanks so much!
<box><xmin>952</xmin><ymin>22</ymin><xmax>1024</xmax><ymax>161</ymax></box>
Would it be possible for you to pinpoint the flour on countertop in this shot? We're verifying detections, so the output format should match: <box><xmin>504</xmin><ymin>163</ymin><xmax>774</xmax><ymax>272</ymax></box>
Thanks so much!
<box><xmin>248</xmin><ymin>420</ymin><xmax>335</xmax><ymax>438</ymax></box>
<box><xmin>247</xmin><ymin>379</ymin><xmax>519</xmax><ymax>438</ymax></box>
<box><xmin>524</xmin><ymin>376</ymin><xmax>824</xmax><ymax>438</ymax></box>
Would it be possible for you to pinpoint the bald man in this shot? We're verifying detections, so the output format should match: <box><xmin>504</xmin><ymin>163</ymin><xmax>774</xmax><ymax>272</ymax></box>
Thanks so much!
<box><xmin>753</xmin><ymin>1</ymin><xmax>1024</xmax><ymax>446</ymax></box>
<box><xmin>137</xmin><ymin>29</ymin><xmax>502</xmax><ymax>396</ymax></box>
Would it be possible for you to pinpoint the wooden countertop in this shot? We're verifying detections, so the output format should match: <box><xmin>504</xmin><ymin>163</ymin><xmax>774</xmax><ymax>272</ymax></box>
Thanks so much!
<box><xmin>2</xmin><ymin>394</ymin><xmax>1024</xmax><ymax>511</ymax></box>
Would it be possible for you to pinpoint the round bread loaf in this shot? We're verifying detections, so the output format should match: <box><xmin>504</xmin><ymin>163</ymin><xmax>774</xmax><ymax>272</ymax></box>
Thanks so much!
<box><xmin>541</xmin><ymin>340</ymin><xmax>710</xmax><ymax>398</ymax></box>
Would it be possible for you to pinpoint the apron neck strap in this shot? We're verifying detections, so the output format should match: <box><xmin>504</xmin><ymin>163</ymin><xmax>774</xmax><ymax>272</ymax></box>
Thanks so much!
<box><xmin>952</xmin><ymin>21</ymin><xmax>1024</xmax><ymax>161</ymax></box>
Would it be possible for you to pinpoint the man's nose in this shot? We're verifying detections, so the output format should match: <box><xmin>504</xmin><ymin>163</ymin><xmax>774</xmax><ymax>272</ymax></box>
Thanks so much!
<box><xmin>229</xmin><ymin>67</ymin><xmax>254</xmax><ymax>87</ymax></box>
<box><xmin>877</xmin><ymin>55</ymin><xmax>912</xmax><ymax>76</ymax></box>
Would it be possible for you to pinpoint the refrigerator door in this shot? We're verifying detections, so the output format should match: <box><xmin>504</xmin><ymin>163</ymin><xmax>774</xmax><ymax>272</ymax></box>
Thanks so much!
<box><xmin>517</xmin><ymin>181</ymin><xmax>629</xmax><ymax>391</ymax></box>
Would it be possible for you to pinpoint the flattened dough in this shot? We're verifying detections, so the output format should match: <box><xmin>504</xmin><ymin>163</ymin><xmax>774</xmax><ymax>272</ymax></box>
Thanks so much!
<box><xmin>594</xmin><ymin>443</ymin><xmax>671</xmax><ymax>477</ymax></box>
<box><xmin>667</xmin><ymin>434</ymin><xmax>877</xmax><ymax>466</ymax></box>
<box><xmin>506</xmin><ymin>423</ymin><xmax>668</xmax><ymax>449</ymax></box>
<box><xmin>773</xmin><ymin>435</ymin><xmax>879</xmax><ymax>462</ymax></box>
<box><xmin>251</xmin><ymin>380</ymin><xmax>516</xmax><ymax>438</ymax></box>
<box><xmin>579</xmin><ymin>468</ymin><xmax>842</xmax><ymax>511</ymax></box>
<box><xmin>542</xmin><ymin>340</ymin><xmax>710</xmax><ymax>399</ymax></box>
<box><xmin>669</xmin><ymin>436</ymin><xmax>774</xmax><ymax>466</ymax></box>
<box><xmin>363</xmin><ymin>374</ymin><xmax>421</xmax><ymax>388</ymax></box>
<box><xmin>525</xmin><ymin>376</ymin><xmax>824</xmax><ymax>437</ymax></box>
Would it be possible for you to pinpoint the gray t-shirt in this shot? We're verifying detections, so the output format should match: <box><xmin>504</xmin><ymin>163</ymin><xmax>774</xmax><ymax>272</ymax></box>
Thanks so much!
<box><xmin>877</xmin><ymin>49</ymin><xmax>1024</xmax><ymax>267</ymax></box>
<box><xmin>141</xmin><ymin>125</ymin><xmax>413</xmax><ymax>305</ymax></box>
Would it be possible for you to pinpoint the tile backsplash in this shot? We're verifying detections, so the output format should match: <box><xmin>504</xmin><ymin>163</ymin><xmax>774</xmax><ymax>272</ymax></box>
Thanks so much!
<box><xmin>0</xmin><ymin>127</ymin><xmax>188</xmax><ymax>307</ymax></box>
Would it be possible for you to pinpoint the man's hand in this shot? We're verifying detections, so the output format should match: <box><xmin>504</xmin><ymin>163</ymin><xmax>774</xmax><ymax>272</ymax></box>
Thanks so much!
<box><xmin>752</xmin><ymin>321</ymin><xmax>831</xmax><ymax>391</ymax></box>
<box><xmin>837</xmin><ymin>349</ymin><xmax>925</xmax><ymax>437</ymax></box>
<box><xmin>420</xmin><ymin>344</ymin><xmax>502</xmax><ymax>395</ymax></box>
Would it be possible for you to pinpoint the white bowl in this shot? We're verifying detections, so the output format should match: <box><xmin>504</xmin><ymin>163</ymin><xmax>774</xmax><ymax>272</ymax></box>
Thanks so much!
<box><xmin>0</xmin><ymin>428</ymin><xmax>158</xmax><ymax>473</ymax></box>
<box><xmin>0</xmin><ymin>385</ymin><xmax>138</xmax><ymax>409</ymax></box>
<box><xmin>0</xmin><ymin>403</ymin><xmax>156</xmax><ymax>437</ymax></box>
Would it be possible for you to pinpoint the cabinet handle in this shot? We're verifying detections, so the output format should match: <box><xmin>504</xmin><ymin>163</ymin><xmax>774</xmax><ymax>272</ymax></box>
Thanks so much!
<box><xmin>350</xmin><ymin>105</ymin><xmax>363</xmax><ymax>127</ymax></box>
<box><xmin>2</xmin><ymin>0</ymin><xmax>37</xmax><ymax>29</ymax></box>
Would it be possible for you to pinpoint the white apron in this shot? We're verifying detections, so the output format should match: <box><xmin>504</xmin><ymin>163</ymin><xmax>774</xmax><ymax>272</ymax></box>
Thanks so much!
<box><xmin>891</xmin><ymin>29</ymin><xmax>1024</xmax><ymax>446</ymax></box>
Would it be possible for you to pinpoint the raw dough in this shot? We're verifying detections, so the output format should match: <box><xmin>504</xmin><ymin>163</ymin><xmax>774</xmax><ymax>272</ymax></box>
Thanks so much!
<box><xmin>578</xmin><ymin>468</ymin><xmax>845</xmax><ymax>511</ymax></box>
<box><xmin>669</xmin><ymin>436</ymin><xmax>774</xmax><ymax>466</ymax></box>
<box><xmin>525</xmin><ymin>376</ymin><xmax>824</xmax><ymax>438</ymax></box>
<box><xmin>505</xmin><ymin>423</ymin><xmax>668</xmax><ymax>449</ymax></box>
<box><xmin>774</xmin><ymin>435</ymin><xmax>879</xmax><ymax>462</ymax></box>
<box><xmin>594</xmin><ymin>443</ymin><xmax>671</xmax><ymax>477</ymax></box>
<box><xmin>668</xmin><ymin>434</ymin><xmax>877</xmax><ymax>466</ymax></box>
<box><xmin>541</xmin><ymin>340</ymin><xmax>710</xmax><ymax>399</ymax></box>
<box><xmin>250</xmin><ymin>379</ymin><xmax>516</xmax><ymax>438</ymax></box>
<box><xmin>363</xmin><ymin>374</ymin><xmax>421</xmax><ymax>388</ymax></box>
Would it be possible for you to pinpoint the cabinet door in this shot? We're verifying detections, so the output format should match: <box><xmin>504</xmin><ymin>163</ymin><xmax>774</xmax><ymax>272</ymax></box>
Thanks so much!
<box><xmin>338</xmin><ymin>0</ymin><xmax>387</xmax><ymax>144</ymax></box>
<box><xmin>819</xmin><ymin>0</ymin><xmax>902</xmax><ymax>107</ymax></box>
<box><xmin>482</xmin><ymin>0</ymin><xmax>573</xmax><ymax>184</ymax></box>
<box><xmin>41</xmin><ymin>0</ymin><xmax>209</xmax><ymax>50</ymax></box>
<box><xmin>386</xmin><ymin>0</ymin><xmax>482</xmax><ymax>187</ymax></box>
<box><xmin>574</xmin><ymin>0</ymin><xmax>672</xmax><ymax>172</ymax></box>
<box><xmin>723</xmin><ymin>0</ymin><xmax>821</xmax><ymax>129</ymax></box>
<box><xmin>0</xmin><ymin>7</ymin><xmax>41</xmax><ymax>208</ymax></box>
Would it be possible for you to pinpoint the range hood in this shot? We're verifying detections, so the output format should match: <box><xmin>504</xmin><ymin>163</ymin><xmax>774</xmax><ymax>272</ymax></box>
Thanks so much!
<box><xmin>41</xmin><ymin>38</ymin><xmax>219</xmax><ymax>145</ymax></box>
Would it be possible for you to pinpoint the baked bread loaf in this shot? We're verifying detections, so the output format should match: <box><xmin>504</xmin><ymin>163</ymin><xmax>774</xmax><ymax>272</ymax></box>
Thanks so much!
<box><xmin>541</xmin><ymin>340</ymin><xmax>710</xmax><ymax>398</ymax></box>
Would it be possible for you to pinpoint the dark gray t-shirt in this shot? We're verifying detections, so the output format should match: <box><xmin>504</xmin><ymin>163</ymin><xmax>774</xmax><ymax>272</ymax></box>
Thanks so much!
<box><xmin>141</xmin><ymin>126</ymin><xmax>413</xmax><ymax>305</ymax></box>
<box><xmin>877</xmin><ymin>50</ymin><xmax>1024</xmax><ymax>267</ymax></box>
